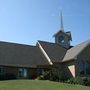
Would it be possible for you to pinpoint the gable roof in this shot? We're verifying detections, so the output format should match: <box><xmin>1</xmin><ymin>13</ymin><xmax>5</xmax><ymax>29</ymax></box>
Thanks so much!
<box><xmin>0</xmin><ymin>41</ymin><xmax>50</xmax><ymax>67</ymax></box>
<box><xmin>38</xmin><ymin>40</ymin><xmax>67</xmax><ymax>63</ymax></box>
<box><xmin>63</xmin><ymin>40</ymin><xmax>90</xmax><ymax>62</ymax></box>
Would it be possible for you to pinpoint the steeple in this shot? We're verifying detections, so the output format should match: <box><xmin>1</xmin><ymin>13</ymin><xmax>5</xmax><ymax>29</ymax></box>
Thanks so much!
<box><xmin>60</xmin><ymin>12</ymin><xmax>64</xmax><ymax>32</ymax></box>
<box><xmin>53</xmin><ymin>12</ymin><xmax>72</xmax><ymax>48</ymax></box>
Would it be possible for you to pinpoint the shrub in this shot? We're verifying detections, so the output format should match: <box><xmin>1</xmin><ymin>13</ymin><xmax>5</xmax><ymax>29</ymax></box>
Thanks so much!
<box><xmin>50</xmin><ymin>73</ymin><xmax>59</xmax><ymax>81</ymax></box>
<box><xmin>36</xmin><ymin>71</ymin><xmax>50</xmax><ymax>80</ymax></box>
<box><xmin>82</xmin><ymin>77</ymin><xmax>90</xmax><ymax>86</ymax></box>
<box><xmin>37</xmin><ymin>69</ymin><xmax>66</xmax><ymax>82</ymax></box>
<box><xmin>36</xmin><ymin>75</ymin><xmax>44</xmax><ymax>80</ymax></box>
<box><xmin>66</xmin><ymin>77</ymin><xmax>90</xmax><ymax>86</ymax></box>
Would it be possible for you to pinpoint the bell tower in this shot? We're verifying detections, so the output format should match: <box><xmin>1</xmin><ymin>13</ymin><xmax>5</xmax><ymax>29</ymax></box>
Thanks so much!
<box><xmin>53</xmin><ymin>12</ymin><xmax>72</xmax><ymax>48</ymax></box>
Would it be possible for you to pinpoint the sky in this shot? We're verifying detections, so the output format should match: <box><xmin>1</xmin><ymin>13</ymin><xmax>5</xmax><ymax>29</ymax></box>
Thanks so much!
<box><xmin>0</xmin><ymin>0</ymin><xmax>90</xmax><ymax>46</ymax></box>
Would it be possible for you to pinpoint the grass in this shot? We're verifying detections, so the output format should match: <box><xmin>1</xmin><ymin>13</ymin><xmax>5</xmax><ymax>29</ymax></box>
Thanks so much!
<box><xmin>0</xmin><ymin>80</ymin><xmax>90</xmax><ymax>90</ymax></box>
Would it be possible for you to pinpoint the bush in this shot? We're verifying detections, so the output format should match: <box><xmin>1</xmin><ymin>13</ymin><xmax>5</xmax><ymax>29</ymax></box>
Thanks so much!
<box><xmin>36</xmin><ymin>75</ymin><xmax>44</xmax><ymax>80</ymax></box>
<box><xmin>37</xmin><ymin>70</ymin><xmax>66</xmax><ymax>82</ymax></box>
<box><xmin>36</xmin><ymin>71</ymin><xmax>50</xmax><ymax>80</ymax></box>
<box><xmin>66</xmin><ymin>78</ymin><xmax>76</xmax><ymax>84</ymax></box>
<box><xmin>66</xmin><ymin>77</ymin><xmax>90</xmax><ymax>86</ymax></box>
<box><xmin>82</xmin><ymin>77</ymin><xmax>90</xmax><ymax>86</ymax></box>
<box><xmin>50</xmin><ymin>73</ymin><xmax>59</xmax><ymax>81</ymax></box>
<box><xmin>36</xmin><ymin>70</ymin><xmax>62</xmax><ymax>81</ymax></box>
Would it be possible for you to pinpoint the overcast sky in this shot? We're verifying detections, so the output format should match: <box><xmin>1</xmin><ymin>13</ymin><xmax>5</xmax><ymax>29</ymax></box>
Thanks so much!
<box><xmin>0</xmin><ymin>0</ymin><xmax>90</xmax><ymax>46</ymax></box>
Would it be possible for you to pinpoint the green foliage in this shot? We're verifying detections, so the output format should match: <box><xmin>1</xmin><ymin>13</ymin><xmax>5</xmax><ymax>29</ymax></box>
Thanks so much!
<box><xmin>36</xmin><ymin>75</ymin><xmax>44</xmax><ymax>80</ymax></box>
<box><xmin>36</xmin><ymin>71</ymin><xmax>50</xmax><ymax>80</ymax></box>
<box><xmin>36</xmin><ymin>69</ymin><xmax>66</xmax><ymax>82</ymax></box>
<box><xmin>82</xmin><ymin>77</ymin><xmax>90</xmax><ymax>86</ymax></box>
<box><xmin>66</xmin><ymin>77</ymin><xmax>90</xmax><ymax>86</ymax></box>
<box><xmin>49</xmin><ymin>71</ymin><xmax>65</xmax><ymax>82</ymax></box>
<box><xmin>36</xmin><ymin>71</ymin><xmax>90</xmax><ymax>87</ymax></box>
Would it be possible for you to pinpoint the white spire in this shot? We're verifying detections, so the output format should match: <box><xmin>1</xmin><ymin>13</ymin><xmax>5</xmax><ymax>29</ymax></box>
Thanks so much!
<box><xmin>60</xmin><ymin>12</ymin><xmax>64</xmax><ymax>31</ymax></box>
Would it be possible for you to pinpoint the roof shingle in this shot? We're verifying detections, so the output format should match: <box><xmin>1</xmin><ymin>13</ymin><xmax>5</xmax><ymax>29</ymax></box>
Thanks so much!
<box><xmin>63</xmin><ymin>40</ymin><xmax>90</xmax><ymax>62</ymax></box>
<box><xmin>38</xmin><ymin>40</ymin><xmax>67</xmax><ymax>63</ymax></box>
<box><xmin>0</xmin><ymin>41</ymin><xmax>50</xmax><ymax>67</ymax></box>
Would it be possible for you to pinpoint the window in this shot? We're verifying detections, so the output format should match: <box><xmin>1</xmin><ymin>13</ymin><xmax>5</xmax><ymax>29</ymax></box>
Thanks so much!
<box><xmin>58</xmin><ymin>36</ymin><xmax>64</xmax><ymax>43</ymax></box>
<box><xmin>79</xmin><ymin>60</ymin><xmax>90</xmax><ymax>75</ymax></box>
<box><xmin>0</xmin><ymin>66</ymin><xmax>5</xmax><ymax>75</ymax></box>
<box><xmin>86</xmin><ymin>61</ymin><xmax>90</xmax><ymax>75</ymax></box>
<box><xmin>79</xmin><ymin>60</ymin><xmax>85</xmax><ymax>75</ymax></box>
<box><xmin>18</xmin><ymin>68</ymin><xmax>28</xmax><ymax>78</ymax></box>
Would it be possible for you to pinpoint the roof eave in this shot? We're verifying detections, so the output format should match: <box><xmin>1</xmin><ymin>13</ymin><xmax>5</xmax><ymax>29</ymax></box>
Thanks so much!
<box><xmin>62</xmin><ymin>56</ymin><xmax>77</xmax><ymax>63</ymax></box>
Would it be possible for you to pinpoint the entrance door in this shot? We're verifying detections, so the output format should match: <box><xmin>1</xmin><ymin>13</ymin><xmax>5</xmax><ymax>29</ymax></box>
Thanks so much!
<box><xmin>18</xmin><ymin>68</ymin><xmax>28</xmax><ymax>78</ymax></box>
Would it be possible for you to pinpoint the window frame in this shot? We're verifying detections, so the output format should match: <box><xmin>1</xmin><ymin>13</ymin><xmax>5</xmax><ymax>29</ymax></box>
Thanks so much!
<box><xmin>79</xmin><ymin>60</ymin><xmax>90</xmax><ymax>76</ymax></box>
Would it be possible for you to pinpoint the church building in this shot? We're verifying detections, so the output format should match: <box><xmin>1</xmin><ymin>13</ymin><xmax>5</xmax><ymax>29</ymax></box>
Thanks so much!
<box><xmin>0</xmin><ymin>14</ymin><xmax>90</xmax><ymax>79</ymax></box>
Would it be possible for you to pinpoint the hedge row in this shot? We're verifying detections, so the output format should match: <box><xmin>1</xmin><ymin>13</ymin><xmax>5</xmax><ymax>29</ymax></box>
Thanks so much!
<box><xmin>66</xmin><ymin>77</ymin><xmax>90</xmax><ymax>86</ymax></box>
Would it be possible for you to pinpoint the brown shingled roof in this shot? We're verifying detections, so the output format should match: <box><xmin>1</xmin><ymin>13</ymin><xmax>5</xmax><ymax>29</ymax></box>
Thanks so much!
<box><xmin>0</xmin><ymin>41</ymin><xmax>50</xmax><ymax>67</ymax></box>
<box><xmin>63</xmin><ymin>40</ymin><xmax>90</xmax><ymax>62</ymax></box>
<box><xmin>38</xmin><ymin>40</ymin><xmax>67</xmax><ymax>63</ymax></box>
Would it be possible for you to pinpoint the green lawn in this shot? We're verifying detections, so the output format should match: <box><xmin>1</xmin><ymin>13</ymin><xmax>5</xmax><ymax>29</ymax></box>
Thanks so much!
<box><xmin>0</xmin><ymin>80</ymin><xmax>90</xmax><ymax>90</ymax></box>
